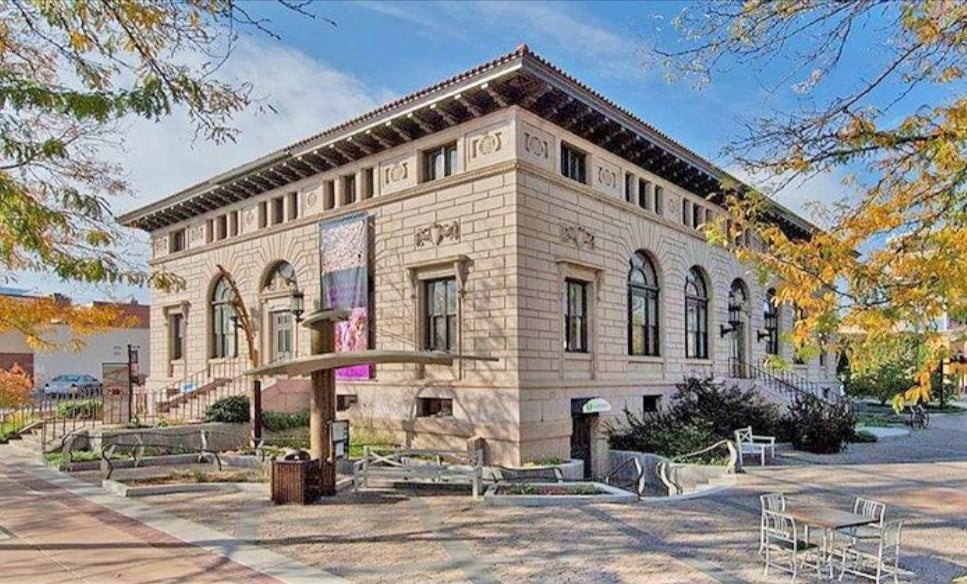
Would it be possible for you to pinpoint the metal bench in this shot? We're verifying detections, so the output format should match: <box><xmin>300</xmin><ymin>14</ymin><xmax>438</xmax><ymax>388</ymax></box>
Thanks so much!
<box><xmin>495</xmin><ymin>465</ymin><xmax>564</xmax><ymax>483</ymax></box>
<box><xmin>98</xmin><ymin>429</ymin><xmax>225</xmax><ymax>480</ymax></box>
<box><xmin>353</xmin><ymin>447</ymin><xmax>483</xmax><ymax>498</ymax></box>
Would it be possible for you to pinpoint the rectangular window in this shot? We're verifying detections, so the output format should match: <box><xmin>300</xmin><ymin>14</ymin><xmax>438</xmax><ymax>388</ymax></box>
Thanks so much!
<box><xmin>343</xmin><ymin>174</ymin><xmax>356</xmax><ymax>205</ymax></box>
<box><xmin>417</xmin><ymin>397</ymin><xmax>453</xmax><ymax>418</ymax></box>
<box><xmin>423</xmin><ymin>278</ymin><xmax>457</xmax><ymax>351</ymax></box>
<box><xmin>423</xmin><ymin>142</ymin><xmax>458</xmax><ymax>182</ymax></box>
<box><xmin>705</xmin><ymin>209</ymin><xmax>713</xmax><ymax>229</ymax></box>
<box><xmin>560</xmin><ymin>142</ymin><xmax>587</xmax><ymax>184</ymax></box>
<box><xmin>169</xmin><ymin>313</ymin><xmax>184</xmax><ymax>361</ymax></box>
<box><xmin>216</xmin><ymin>214</ymin><xmax>228</xmax><ymax>240</ymax></box>
<box><xmin>362</xmin><ymin>167</ymin><xmax>375</xmax><ymax>199</ymax></box>
<box><xmin>654</xmin><ymin>185</ymin><xmax>664</xmax><ymax>215</ymax></box>
<box><xmin>336</xmin><ymin>394</ymin><xmax>358</xmax><ymax>412</ymax></box>
<box><xmin>258</xmin><ymin>201</ymin><xmax>268</xmax><ymax>228</ymax></box>
<box><xmin>624</xmin><ymin>173</ymin><xmax>635</xmax><ymax>203</ymax></box>
<box><xmin>682</xmin><ymin>199</ymin><xmax>691</xmax><ymax>227</ymax></box>
<box><xmin>693</xmin><ymin>204</ymin><xmax>703</xmax><ymax>230</ymax></box>
<box><xmin>229</xmin><ymin>211</ymin><xmax>239</xmax><ymax>237</ymax></box>
<box><xmin>287</xmin><ymin>192</ymin><xmax>299</xmax><ymax>220</ymax></box>
<box><xmin>205</xmin><ymin>219</ymin><xmax>214</xmax><ymax>243</ymax></box>
<box><xmin>642</xmin><ymin>395</ymin><xmax>661</xmax><ymax>413</ymax></box>
<box><xmin>169</xmin><ymin>229</ymin><xmax>186</xmax><ymax>253</ymax></box>
<box><xmin>564</xmin><ymin>279</ymin><xmax>589</xmax><ymax>353</ymax></box>
<box><xmin>271</xmin><ymin>196</ymin><xmax>284</xmax><ymax>225</ymax></box>
<box><xmin>323</xmin><ymin>180</ymin><xmax>335</xmax><ymax>210</ymax></box>
<box><xmin>638</xmin><ymin>179</ymin><xmax>651</xmax><ymax>211</ymax></box>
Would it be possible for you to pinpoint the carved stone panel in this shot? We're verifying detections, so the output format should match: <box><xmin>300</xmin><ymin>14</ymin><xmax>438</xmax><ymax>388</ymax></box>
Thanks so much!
<box><xmin>518</xmin><ymin>123</ymin><xmax>553</xmax><ymax>170</ymax></box>
<box><xmin>415</xmin><ymin>221</ymin><xmax>460</xmax><ymax>248</ymax></box>
<box><xmin>595</xmin><ymin>160</ymin><xmax>621</xmax><ymax>197</ymax></box>
<box><xmin>152</xmin><ymin>237</ymin><xmax>167</xmax><ymax>257</ymax></box>
<box><xmin>380</xmin><ymin>153</ymin><xmax>416</xmax><ymax>196</ymax></box>
<box><xmin>560</xmin><ymin>223</ymin><xmax>595</xmax><ymax>250</ymax></box>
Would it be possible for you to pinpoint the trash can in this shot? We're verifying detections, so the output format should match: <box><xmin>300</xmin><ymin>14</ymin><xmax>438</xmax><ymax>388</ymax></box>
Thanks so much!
<box><xmin>270</xmin><ymin>450</ymin><xmax>322</xmax><ymax>504</ymax></box>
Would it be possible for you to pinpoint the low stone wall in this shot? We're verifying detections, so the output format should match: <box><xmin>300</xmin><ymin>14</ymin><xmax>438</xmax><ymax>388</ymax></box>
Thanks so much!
<box><xmin>89</xmin><ymin>422</ymin><xmax>250</xmax><ymax>452</ymax></box>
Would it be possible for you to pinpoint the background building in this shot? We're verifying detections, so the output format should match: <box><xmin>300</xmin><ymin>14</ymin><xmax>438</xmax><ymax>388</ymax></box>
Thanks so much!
<box><xmin>121</xmin><ymin>46</ymin><xmax>837</xmax><ymax>470</ymax></box>
<box><xmin>0</xmin><ymin>291</ymin><xmax>150</xmax><ymax>386</ymax></box>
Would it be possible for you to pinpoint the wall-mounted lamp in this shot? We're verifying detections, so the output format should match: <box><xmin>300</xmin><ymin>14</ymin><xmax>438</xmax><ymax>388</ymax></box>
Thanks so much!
<box><xmin>289</xmin><ymin>288</ymin><xmax>305</xmax><ymax>323</ymax></box>
<box><xmin>719</xmin><ymin>320</ymin><xmax>741</xmax><ymax>338</ymax></box>
<box><xmin>756</xmin><ymin>329</ymin><xmax>772</xmax><ymax>342</ymax></box>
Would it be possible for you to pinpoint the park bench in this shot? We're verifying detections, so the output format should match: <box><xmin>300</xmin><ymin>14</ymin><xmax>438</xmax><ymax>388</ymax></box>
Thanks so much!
<box><xmin>96</xmin><ymin>429</ymin><xmax>227</xmax><ymax>480</ymax></box>
<box><xmin>734</xmin><ymin>426</ymin><xmax>776</xmax><ymax>467</ymax></box>
<box><xmin>353</xmin><ymin>447</ymin><xmax>483</xmax><ymax>498</ymax></box>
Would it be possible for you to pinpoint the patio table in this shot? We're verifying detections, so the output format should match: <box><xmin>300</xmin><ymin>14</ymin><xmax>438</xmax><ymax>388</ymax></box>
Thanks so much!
<box><xmin>785</xmin><ymin>506</ymin><xmax>878</xmax><ymax>579</ymax></box>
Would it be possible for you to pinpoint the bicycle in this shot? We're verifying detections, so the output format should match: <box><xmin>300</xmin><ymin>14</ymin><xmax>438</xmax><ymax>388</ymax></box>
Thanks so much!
<box><xmin>908</xmin><ymin>404</ymin><xmax>929</xmax><ymax>430</ymax></box>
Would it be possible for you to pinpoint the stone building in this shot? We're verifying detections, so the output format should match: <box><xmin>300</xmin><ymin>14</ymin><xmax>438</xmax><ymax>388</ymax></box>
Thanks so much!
<box><xmin>121</xmin><ymin>46</ymin><xmax>837</xmax><ymax>470</ymax></box>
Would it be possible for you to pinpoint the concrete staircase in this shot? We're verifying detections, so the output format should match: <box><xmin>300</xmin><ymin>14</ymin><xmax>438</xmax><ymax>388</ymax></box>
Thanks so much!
<box><xmin>11</xmin><ymin>419</ymin><xmax>104</xmax><ymax>454</ymax></box>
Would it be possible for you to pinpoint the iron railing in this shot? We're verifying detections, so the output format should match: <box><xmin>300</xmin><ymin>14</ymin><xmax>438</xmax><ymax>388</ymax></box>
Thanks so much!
<box><xmin>727</xmin><ymin>357</ymin><xmax>838</xmax><ymax>403</ymax></box>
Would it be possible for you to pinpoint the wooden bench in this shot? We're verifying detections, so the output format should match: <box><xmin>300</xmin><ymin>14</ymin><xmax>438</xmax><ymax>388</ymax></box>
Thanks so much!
<box><xmin>97</xmin><ymin>429</ymin><xmax>225</xmax><ymax>480</ymax></box>
<box><xmin>353</xmin><ymin>447</ymin><xmax>483</xmax><ymax>498</ymax></box>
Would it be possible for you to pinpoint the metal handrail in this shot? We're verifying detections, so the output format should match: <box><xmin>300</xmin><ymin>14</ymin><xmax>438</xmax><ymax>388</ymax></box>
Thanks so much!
<box><xmin>728</xmin><ymin>357</ymin><xmax>838</xmax><ymax>403</ymax></box>
<box><xmin>657</xmin><ymin>440</ymin><xmax>738</xmax><ymax>496</ymax></box>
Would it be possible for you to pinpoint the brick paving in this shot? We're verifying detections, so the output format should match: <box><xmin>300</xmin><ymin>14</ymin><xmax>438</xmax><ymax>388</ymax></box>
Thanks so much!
<box><xmin>140</xmin><ymin>414</ymin><xmax>967</xmax><ymax>584</ymax></box>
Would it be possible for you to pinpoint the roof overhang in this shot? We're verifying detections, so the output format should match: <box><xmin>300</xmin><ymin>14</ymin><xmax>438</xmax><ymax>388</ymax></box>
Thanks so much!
<box><xmin>245</xmin><ymin>350</ymin><xmax>499</xmax><ymax>377</ymax></box>
<box><xmin>119</xmin><ymin>45</ymin><xmax>818</xmax><ymax>240</ymax></box>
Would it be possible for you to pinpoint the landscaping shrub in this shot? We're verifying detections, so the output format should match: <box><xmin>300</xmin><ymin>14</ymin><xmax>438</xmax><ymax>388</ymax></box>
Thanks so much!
<box><xmin>608</xmin><ymin>377</ymin><xmax>781</xmax><ymax>459</ymax></box>
<box><xmin>204</xmin><ymin>395</ymin><xmax>250</xmax><ymax>424</ymax></box>
<box><xmin>853</xmin><ymin>430</ymin><xmax>878</xmax><ymax>443</ymax></box>
<box><xmin>56</xmin><ymin>399</ymin><xmax>102</xmax><ymax>420</ymax></box>
<box><xmin>261</xmin><ymin>410</ymin><xmax>309</xmax><ymax>432</ymax></box>
<box><xmin>784</xmin><ymin>394</ymin><xmax>857</xmax><ymax>454</ymax></box>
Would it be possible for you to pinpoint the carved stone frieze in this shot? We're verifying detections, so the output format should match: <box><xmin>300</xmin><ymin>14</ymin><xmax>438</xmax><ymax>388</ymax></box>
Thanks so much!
<box><xmin>524</xmin><ymin>131</ymin><xmax>549</xmax><ymax>159</ymax></box>
<box><xmin>560</xmin><ymin>223</ymin><xmax>595</xmax><ymax>250</ymax></box>
<box><xmin>470</xmin><ymin>131</ymin><xmax>503</xmax><ymax>158</ymax></box>
<box><xmin>415</xmin><ymin>221</ymin><xmax>460</xmax><ymax>248</ymax></box>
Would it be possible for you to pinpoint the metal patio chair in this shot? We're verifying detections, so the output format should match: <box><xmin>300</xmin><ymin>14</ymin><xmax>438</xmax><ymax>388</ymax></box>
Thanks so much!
<box><xmin>838</xmin><ymin>520</ymin><xmax>904</xmax><ymax>584</ymax></box>
<box><xmin>762</xmin><ymin>509</ymin><xmax>807</xmax><ymax>580</ymax></box>
<box><xmin>839</xmin><ymin>497</ymin><xmax>887</xmax><ymax>543</ymax></box>
<box><xmin>759</xmin><ymin>493</ymin><xmax>787</xmax><ymax>554</ymax></box>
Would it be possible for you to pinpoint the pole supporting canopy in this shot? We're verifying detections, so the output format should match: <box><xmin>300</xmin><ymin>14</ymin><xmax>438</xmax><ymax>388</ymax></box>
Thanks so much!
<box><xmin>246</xmin><ymin>350</ymin><xmax>499</xmax><ymax>378</ymax></box>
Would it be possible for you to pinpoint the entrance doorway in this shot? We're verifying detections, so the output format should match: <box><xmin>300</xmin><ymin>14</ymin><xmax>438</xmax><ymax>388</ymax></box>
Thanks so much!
<box><xmin>570</xmin><ymin>411</ymin><xmax>594</xmax><ymax>479</ymax></box>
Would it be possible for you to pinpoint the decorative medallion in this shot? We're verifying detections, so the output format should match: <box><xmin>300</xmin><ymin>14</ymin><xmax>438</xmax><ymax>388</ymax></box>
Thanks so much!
<box><xmin>190</xmin><ymin>225</ymin><xmax>204</xmax><ymax>242</ymax></box>
<box><xmin>306</xmin><ymin>191</ymin><xmax>318</xmax><ymax>208</ymax></box>
<box><xmin>524</xmin><ymin>132</ymin><xmax>549</xmax><ymax>159</ymax></box>
<box><xmin>560</xmin><ymin>223</ymin><xmax>595</xmax><ymax>250</ymax></box>
<box><xmin>471</xmin><ymin>131</ymin><xmax>502</xmax><ymax>158</ymax></box>
<box><xmin>244</xmin><ymin>209</ymin><xmax>255</xmax><ymax>225</ymax></box>
<box><xmin>415</xmin><ymin>221</ymin><xmax>460</xmax><ymax>248</ymax></box>
<box><xmin>152</xmin><ymin>238</ymin><xmax>166</xmax><ymax>255</ymax></box>
<box><xmin>387</xmin><ymin>161</ymin><xmax>409</xmax><ymax>184</ymax></box>
<box><xmin>597</xmin><ymin>166</ymin><xmax>617</xmax><ymax>189</ymax></box>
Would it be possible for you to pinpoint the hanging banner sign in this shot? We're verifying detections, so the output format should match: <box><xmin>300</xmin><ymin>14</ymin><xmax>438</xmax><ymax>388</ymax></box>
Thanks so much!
<box><xmin>319</xmin><ymin>213</ymin><xmax>370</xmax><ymax>379</ymax></box>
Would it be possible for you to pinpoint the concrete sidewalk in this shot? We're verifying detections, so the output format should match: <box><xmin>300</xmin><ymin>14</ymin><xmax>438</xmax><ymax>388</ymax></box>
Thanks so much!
<box><xmin>0</xmin><ymin>447</ymin><xmax>347</xmax><ymax>584</ymax></box>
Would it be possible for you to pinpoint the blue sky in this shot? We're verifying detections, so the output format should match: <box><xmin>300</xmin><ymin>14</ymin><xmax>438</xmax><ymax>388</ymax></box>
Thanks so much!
<box><xmin>15</xmin><ymin>1</ymin><xmax>946</xmax><ymax>302</ymax></box>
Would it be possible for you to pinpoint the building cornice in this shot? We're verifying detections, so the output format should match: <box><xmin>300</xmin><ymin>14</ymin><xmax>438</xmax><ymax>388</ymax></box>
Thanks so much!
<box><xmin>122</xmin><ymin>44</ymin><xmax>819</xmax><ymax>239</ymax></box>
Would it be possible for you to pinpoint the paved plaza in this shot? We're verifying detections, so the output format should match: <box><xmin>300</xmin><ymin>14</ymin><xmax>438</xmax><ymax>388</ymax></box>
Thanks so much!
<box><xmin>1</xmin><ymin>412</ymin><xmax>964</xmax><ymax>583</ymax></box>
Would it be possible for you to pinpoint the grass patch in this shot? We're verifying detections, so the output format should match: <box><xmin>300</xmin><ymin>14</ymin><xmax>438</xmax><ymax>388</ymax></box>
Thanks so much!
<box><xmin>499</xmin><ymin>484</ymin><xmax>604</xmax><ymax>496</ymax></box>
<box><xmin>125</xmin><ymin>468</ymin><xmax>265</xmax><ymax>486</ymax></box>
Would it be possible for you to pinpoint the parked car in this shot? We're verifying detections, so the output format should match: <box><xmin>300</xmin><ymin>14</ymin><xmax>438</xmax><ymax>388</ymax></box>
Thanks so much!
<box><xmin>42</xmin><ymin>374</ymin><xmax>102</xmax><ymax>397</ymax></box>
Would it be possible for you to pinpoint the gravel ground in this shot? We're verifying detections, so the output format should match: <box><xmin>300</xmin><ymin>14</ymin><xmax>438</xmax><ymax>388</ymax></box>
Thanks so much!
<box><xmin>135</xmin><ymin>414</ymin><xmax>967</xmax><ymax>584</ymax></box>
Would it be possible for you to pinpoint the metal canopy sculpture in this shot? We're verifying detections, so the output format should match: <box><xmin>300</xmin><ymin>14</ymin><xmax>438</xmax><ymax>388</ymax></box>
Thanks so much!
<box><xmin>245</xmin><ymin>308</ymin><xmax>498</xmax><ymax>498</ymax></box>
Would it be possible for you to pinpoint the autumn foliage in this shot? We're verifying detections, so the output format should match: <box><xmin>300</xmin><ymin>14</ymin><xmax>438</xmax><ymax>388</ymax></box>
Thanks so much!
<box><xmin>0</xmin><ymin>363</ymin><xmax>32</xmax><ymax>409</ymax></box>
<box><xmin>0</xmin><ymin>295</ymin><xmax>127</xmax><ymax>351</ymax></box>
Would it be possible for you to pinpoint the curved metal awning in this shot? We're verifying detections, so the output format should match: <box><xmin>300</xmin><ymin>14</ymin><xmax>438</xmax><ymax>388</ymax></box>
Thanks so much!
<box><xmin>246</xmin><ymin>350</ymin><xmax>498</xmax><ymax>378</ymax></box>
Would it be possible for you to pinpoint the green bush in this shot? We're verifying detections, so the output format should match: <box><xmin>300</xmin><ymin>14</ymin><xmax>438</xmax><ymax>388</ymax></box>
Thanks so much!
<box><xmin>260</xmin><ymin>410</ymin><xmax>309</xmax><ymax>432</ymax></box>
<box><xmin>204</xmin><ymin>395</ymin><xmax>250</xmax><ymax>424</ymax></box>
<box><xmin>56</xmin><ymin>399</ymin><xmax>102</xmax><ymax>420</ymax></box>
<box><xmin>608</xmin><ymin>377</ymin><xmax>781</xmax><ymax>459</ymax></box>
<box><xmin>853</xmin><ymin>430</ymin><xmax>878</xmax><ymax>443</ymax></box>
<box><xmin>784</xmin><ymin>394</ymin><xmax>857</xmax><ymax>454</ymax></box>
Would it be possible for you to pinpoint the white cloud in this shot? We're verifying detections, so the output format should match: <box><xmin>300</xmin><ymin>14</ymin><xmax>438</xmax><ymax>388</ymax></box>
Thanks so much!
<box><xmin>726</xmin><ymin>166</ymin><xmax>855</xmax><ymax>228</ymax></box>
<box><xmin>14</xmin><ymin>35</ymin><xmax>390</xmax><ymax>303</ymax></box>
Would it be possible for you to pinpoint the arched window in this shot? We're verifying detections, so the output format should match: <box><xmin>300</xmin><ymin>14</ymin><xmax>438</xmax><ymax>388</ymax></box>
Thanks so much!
<box><xmin>211</xmin><ymin>277</ymin><xmax>238</xmax><ymax>358</ymax></box>
<box><xmin>763</xmin><ymin>288</ymin><xmax>780</xmax><ymax>356</ymax></box>
<box><xmin>685</xmin><ymin>267</ymin><xmax>709</xmax><ymax>359</ymax></box>
<box><xmin>628</xmin><ymin>251</ymin><xmax>660</xmax><ymax>356</ymax></box>
<box><xmin>262</xmin><ymin>261</ymin><xmax>297</xmax><ymax>292</ymax></box>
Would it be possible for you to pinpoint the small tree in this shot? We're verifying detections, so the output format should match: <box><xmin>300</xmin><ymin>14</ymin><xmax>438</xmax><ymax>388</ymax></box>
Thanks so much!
<box><xmin>0</xmin><ymin>364</ymin><xmax>33</xmax><ymax>409</ymax></box>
